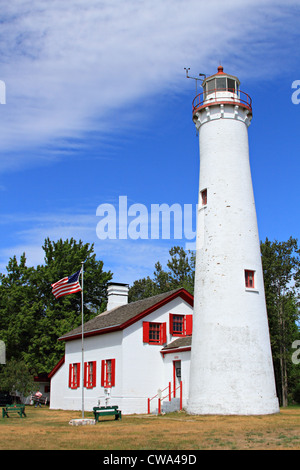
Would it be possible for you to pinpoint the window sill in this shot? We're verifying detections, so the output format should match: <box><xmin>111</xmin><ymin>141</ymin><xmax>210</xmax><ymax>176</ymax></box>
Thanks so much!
<box><xmin>245</xmin><ymin>288</ymin><xmax>259</xmax><ymax>293</ymax></box>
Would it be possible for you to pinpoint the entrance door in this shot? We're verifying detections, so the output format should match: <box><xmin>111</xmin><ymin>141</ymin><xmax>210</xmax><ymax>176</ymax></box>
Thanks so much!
<box><xmin>173</xmin><ymin>360</ymin><xmax>181</xmax><ymax>397</ymax></box>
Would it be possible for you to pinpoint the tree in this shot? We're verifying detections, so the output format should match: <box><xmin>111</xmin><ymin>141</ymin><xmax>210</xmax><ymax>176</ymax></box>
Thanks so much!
<box><xmin>128</xmin><ymin>276</ymin><xmax>158</xmax><ymax>303</ymax></box>
<box><xmin>0</xmin><ymin>254</ymin><xmax>39</xmax><ymax>362</ymax></box>
<box><xmin>0</xmin><ymin>238</ymin><xmax>112</xmax><ymax>373</ymax></box>
<box><xmin>165</xmin><ymin>246</ymin><xmax>195</xmax><ymax>292</ymax></box>
<box><xmin>129</xmin><ymin>246</ymin><xmax>195</xmax><ymax>302</ymax></box>
<box><xmin>261</xmin><ymin>237</ymin><xmax>300</xmax><ymax>406</ymax></box>
<box><xmin>0</xmin><ymin>359</ymin><xmax>35</xmax><ymax>402</ymax></box>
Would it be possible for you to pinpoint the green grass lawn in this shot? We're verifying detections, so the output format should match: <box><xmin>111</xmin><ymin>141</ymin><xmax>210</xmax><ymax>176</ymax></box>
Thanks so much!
<box><xmin>0</xmin><ymin>405</ymin><xmax>299</xmax><ymax>450</ymax></box>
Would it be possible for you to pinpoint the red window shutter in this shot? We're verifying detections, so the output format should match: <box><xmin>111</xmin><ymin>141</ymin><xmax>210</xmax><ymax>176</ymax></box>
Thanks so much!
<box><xmin>84</xmin><ymin>362</ymin><xmax>87</xmax><ymax>387</ymax></box>
<box><xmin>92</xmin><ymin>361</ymin><xmax>97</xmax><ymax>387</ymax></box>
<box><xmin>110</xmin><ymin>359</ymin><xmax>116</xmax><ymax>387</ymax></box>
<box><xmin>143</xmin><ymin>322</ymin><xmax>150</xmax><ymax>343</ymax></box>
<box><xmin>70</xmin><ymin>363</ymin><xmax>81</xmax><ymax>389</ymax></box>
<box><xmin>169</xmin><ymin>314</ymin><xmax>174</xmax><ymax>334</ymax></box>
<box><xmin>69</xmin><ymin>364</ymin><xmax>73</xmax><ymax>388</ymax></box>
<box><xmin>161</xmin><ymin>323</ymin><xmax>167</xmax><ymax>344</ymax></box>
<box><xmin>185</xmin><ymin>315</ymin><xmax>193</xmax><ymax>335</ymax></box>
<box><xmin>101</xmin><ymin>360</ymin><xmax>105</xmax><ymax>387</ymax></box>
<box><xmin>245</xmin><ymin>270</ymin><xmax>255</xmax><ymax>288</ymax></box>
<box><xmin>85</xmin><ymin>361</ymin><xmax>96</xmax><ymax>389</ymax></box>
<box><xmin>76</xmin><ymin>363</ymin><xmax>80</xmax><ymax>388</ymax></box>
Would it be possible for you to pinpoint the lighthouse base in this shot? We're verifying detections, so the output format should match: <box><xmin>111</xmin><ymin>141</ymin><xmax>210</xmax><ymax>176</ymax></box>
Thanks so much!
<box><xmin>187</xmin><ymin>395</ymin><xmax>279</xmax><ymax>416</ymax></box>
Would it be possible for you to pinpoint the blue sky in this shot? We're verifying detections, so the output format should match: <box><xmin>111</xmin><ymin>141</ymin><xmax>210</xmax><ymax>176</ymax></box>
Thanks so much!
<box><xmin>0</xmin><ymin>0</ymin><xmax>299</xmax><ymax>285</ymax></box>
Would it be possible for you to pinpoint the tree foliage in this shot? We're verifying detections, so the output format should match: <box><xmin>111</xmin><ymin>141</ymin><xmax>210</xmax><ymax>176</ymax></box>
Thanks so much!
<box><xmin>260</xmin><ymin>237</ymin><xmax>300</xmax><ymax>406</ymax></box>
<box><xmin>0</xmin><ymin>359</ymin><xmax>35</xmax><ymax>401</ymax></box>
<box><xmin>0</xmin><ymin>238</ymin><xmax>112</xmax><ymax>374</ymax></box>
<box><xmin>129</xmin><ymin>246</ymin><xmax>195</xmax><ymax>302</ymax></box>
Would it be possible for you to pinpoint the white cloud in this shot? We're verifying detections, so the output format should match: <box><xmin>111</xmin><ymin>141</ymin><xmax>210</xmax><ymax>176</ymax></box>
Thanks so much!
<box><xmin>0</xmin><ymin>0</ymin><xmax>299</xmax><ymax>282</ymax></box>
<box><xmin>0</xmin><ymin>0</ymin><xmax>299</xmax><ymax>171</ymax></box>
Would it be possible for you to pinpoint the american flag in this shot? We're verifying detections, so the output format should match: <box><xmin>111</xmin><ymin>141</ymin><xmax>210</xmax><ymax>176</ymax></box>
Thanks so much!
<box><xmin>51</xmin><ymin>269</ymin><xmax>82</xmax><ymax>299</ymax></box>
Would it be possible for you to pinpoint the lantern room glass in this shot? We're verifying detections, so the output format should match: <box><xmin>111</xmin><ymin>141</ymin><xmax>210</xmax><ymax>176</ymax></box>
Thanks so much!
<box><xmin>204</xmin><ymin>77</ymin><xmax>238</xmax><ymax>99</ymax></box>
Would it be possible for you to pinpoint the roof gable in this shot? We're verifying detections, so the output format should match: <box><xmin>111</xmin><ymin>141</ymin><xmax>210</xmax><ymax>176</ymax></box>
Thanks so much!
<box><xmin>59</xmin><ymin>287</ymin><xmax>193</xmax><ymax>342</ymax></box>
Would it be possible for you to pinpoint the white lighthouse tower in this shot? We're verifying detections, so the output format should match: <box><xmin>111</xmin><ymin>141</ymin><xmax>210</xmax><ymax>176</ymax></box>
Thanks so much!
<box><xmin>187</xmin><ymin>66</ymin><xmax>279</xmax><ymax>415</ymax></box>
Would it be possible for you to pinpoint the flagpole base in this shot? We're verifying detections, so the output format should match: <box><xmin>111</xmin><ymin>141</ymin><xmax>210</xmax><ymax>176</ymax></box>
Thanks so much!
<box><xmin>69</xmin><ymin>418</ymin><xmax>96</xmax><ymax>426</ymax></box>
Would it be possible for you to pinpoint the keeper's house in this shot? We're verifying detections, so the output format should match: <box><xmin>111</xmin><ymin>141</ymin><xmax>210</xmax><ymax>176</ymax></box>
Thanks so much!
<box><xmin>49</xmin><ymin>283</ymin><xmax>193</xmax><ymax>414</ymax></box>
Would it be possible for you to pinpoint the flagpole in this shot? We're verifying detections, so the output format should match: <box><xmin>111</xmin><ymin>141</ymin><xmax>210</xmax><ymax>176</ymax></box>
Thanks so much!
<box><xmin>81</xmin><ymin>261</ymin><xmax>84</xmax><ymax>419</ymax></box>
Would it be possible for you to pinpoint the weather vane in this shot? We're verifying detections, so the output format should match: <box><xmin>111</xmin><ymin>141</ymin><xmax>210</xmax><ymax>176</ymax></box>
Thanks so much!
<box><xmin>184</xmin><ymin>68</ymin><xmax>206</xmax><ymax>95</ymax></box>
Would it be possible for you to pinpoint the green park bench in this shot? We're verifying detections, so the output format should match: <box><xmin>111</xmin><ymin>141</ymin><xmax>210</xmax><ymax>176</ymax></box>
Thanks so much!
<box><xmin>92</xmin><ymin>405</ymin><xmax>122</xmax><ymax>422</ymax></box>
<box><xmin>2</xmin><ymin>404</ymin><xmax>26</xmax><ymax>418</ymax></box>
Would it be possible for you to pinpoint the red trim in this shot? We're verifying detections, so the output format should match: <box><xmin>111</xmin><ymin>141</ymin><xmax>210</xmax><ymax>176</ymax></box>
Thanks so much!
<box><xmin>101</xmin><ymin>358</ymin><xmax>116</xmax><ymax>388</ymax></box>
<box><xmin>48</xmin><ymin>356</ymin><xmax>65</xmax><ymax>379</ymax></box>
<box><xmin>169</xmin><ymin>313</ymin><xmax>193</xmax><ymax>337</ymax></box>
<box><xmin>160</xmin><ymin>346</ymin><xmax>191</xmax><ymax>358</ymax></box>
<box><xmin>143</xmin><ymin>321</ymin><xmax>150</xmax><ymax>342</ymax></box>
<box><xmin>84</xmin><ymin>361</ymin><xmax>96</xmax><ymax>388</ymax></box>
<box><xmin>69</xmin><ymin>363</ymin><xmax>80</xmax><ymax>389</ymax></box>
<box><xmin>143</xmin><ymin>321</ymin><xmax>167</xmax><ymax>345</ymax></box>
<box><xmin>180</xmin><ymin>381</ymin><xmax>183</xmax><ymax>410</ymax></box>
<box><xmin>84</xmin><ymin>362</ymin><xmax>94</xmax><ymax>388</ymax></box>
<box><xmin>61</xmin><ymin>288</ymin><xmax>193</xmax><ymax>342</ymax></box>
<box><xmin>193</xmin><ymin>100</ymin><xmax>252</xmax><ymax>115</ymax></box>
<box><xmin>76</xmin><ymin>364</ymin><xmax>80</xmax><ymax>388</ymax></box>
<box><xmin>186</xmin><ymin>315</ymin><xmax>193</xmax><ymax>336</ymax></box>
<box><xmin>245</xmin><ymin>270</ymin><xmax>255</xmax><ymax>288</ymax></box>
<box><xmin>169</xmin><ymin>313</ymin><xmax>184</xmax><ymax>336</ymax></box>
<box><xmin>192</xmin><ymin>89</ymin><xmax>252</xmax><ymax>115</ymax></box>
<box><xmin>173</xmin><ymin>361</ymin><xmax>176</xmax><ymax>397</ymax></box>
<box><xmin>69</xmin><ymin>364</ymin><xmax>72</xmax><ymax>388</ymax></box>
<box><xmin>111</xmin><ymin>359</ymin><xmax>115</xmax><ymax>387</ymax></box>
<box><xmin>101</xmin><ymin>359</ymin><xmax>105</xmax><ymax>387</ymax></box>
<box><xmin>169</xmin><ymin>313</ymin><xmax>174</xmax><ymax>335</ymax></box>
<box><xmin>161</xmin><ymin>323</ymin><xmax>166</xmax><ymax>344</ymax></box>
<box><xmin>93</xmin><ymin>361</ymin><xmax>97</xmax><ymax>387</ymax></box>
<box><xmin>173</xmin><ymin>360</ymin><xmax>182</xmax><ymax>398</ymax></box>
<box><xmin>203</xmin><ymin>69</ymin><xmax>239</xmax><ymax>84</ymax></box>
<box><xmin>69</xmin><ymin>364</ymin><xmax>73</xmax><ymax>388</ymax></box>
